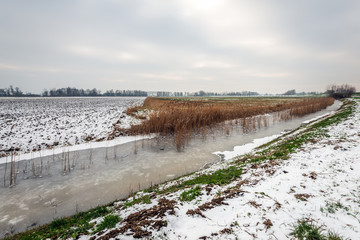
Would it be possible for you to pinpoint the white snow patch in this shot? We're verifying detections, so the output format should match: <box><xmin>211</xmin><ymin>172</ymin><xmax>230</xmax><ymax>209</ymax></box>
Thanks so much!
<box><xmin>213</xmin><ymin>134</ymin><xmax>280</xmax><ymax>161</ymax></box>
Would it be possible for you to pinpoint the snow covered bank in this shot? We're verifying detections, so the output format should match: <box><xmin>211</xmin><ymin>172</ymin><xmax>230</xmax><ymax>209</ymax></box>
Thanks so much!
<box><xmin>82</xmin><ymin>100</ymin><xmax>358</xmax><ymax>240</ymax></box>
<box><xmin>6</xmin><ymin>100</ymin><xmax>357</xmax><ymax>240</ymax></box>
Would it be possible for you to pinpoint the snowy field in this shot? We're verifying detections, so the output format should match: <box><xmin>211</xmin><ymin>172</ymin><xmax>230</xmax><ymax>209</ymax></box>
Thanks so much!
<box><xmin>74</xmin><ymin>99</ymin><xmax>359</xmax><ymax>240</ymax></box>
<box><xmin>0</xmin><ymin>97</ymin><xmax>144</xmax><ymax>157</ymax></box>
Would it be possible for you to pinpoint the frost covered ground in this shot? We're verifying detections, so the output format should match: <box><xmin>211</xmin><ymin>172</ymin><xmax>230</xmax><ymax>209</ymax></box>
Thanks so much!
<box><xmin>0</xmin><ymin>97</ymin><xmax>144</xmax><ymax>157</ymax></box>
<box><xmin>67</xmin><ymin>99</ymin><xmax>359</xmax><ymax>240</ymax></box>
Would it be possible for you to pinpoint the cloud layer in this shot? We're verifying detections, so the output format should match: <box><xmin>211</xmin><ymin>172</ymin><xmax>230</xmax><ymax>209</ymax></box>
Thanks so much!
<box><xmin>1</xmin><ymin>0</ymin><xmax>359</xmax><ymax>94</ymax></box>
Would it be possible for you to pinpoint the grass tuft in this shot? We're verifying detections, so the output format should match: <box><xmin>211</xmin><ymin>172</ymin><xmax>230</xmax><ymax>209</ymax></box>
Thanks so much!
<box><xmin>94</xmin><ymin>215</ymin><xmax>121</xmax><ymax>233</ymax></box>
<box><xmin>180</xmin><ymin>186</ymin><xmax>202</xmax><ymax>202</ymax></box>
<box><xmin>290</xmin><ymin>220</ymin><xmax>326</xmax><ymax>239</ymax></box>
<box><xmin>290</xmin><ymin>219</ymin><xmax>346</xmax><ymax>240</ymax></box>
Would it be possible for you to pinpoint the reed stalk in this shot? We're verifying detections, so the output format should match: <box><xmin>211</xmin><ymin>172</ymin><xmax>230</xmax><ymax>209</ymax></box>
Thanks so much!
<box><xmin>4</xmin><ymin>156</ymin><xmax>8</xmax><ymax>187</ymax></box>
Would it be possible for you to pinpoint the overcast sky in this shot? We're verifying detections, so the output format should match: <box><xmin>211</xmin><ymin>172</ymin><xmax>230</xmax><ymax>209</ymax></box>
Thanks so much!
<box><xmin>0</xmin><ymin>0</ymin><xmax>359</xmax><ymax>94</ymax></box>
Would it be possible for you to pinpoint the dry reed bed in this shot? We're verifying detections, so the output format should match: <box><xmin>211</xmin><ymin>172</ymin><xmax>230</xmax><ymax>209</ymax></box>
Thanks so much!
<box><xmin>121</xmin><ymin>97</ymin><xmax>334</xmax><ymax>150</ymax></box>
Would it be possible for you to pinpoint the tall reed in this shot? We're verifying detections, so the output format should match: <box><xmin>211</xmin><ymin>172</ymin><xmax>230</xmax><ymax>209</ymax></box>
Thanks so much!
<box><xmin>122</xmin><ymin>97</ymin><xmax>334</xmax><ymax>150</ymax></box>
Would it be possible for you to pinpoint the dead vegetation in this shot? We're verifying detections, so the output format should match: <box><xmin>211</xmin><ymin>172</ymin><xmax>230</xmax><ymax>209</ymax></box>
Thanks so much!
<box><xmin>186</xmin><ymin>187</ymin><xmax>246</xmax><ymax>218</ymax></box>
<box><xmin>248</xmin><ymin>201</ymin><xmax>262</xmax><ymax>208</ymax></box>
<box><xmin>121</xmin><ymin>97</ymin><xmax>334</xmax><ymax>150</ymax></box>
<box><xmin>263</xmin><ymin>219</ymin><xmax>273</xmax><ymax>229</ymax></box>
<box><xmin>294</xmin><ymin>193</ymin><xmax>313</xmax><ymax>201</ymax></box>
<box><xmin>97</xmin><ymin>198</ymin><xmax>176</xmax><ymax>239</ymax></box>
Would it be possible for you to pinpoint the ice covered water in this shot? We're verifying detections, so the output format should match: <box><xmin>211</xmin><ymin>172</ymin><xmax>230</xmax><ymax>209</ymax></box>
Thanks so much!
<box><xmin>0</xmin><ymin>100</ymin><xmax>341</xmax><ymax>237</ymax></box>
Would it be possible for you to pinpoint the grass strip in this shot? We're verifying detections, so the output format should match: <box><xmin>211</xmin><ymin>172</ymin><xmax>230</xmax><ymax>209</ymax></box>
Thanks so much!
<box><xmin>3</xmin><ymin>206</ymin><xmax>110</xmax><ymax>240</ymax></box>
<box><xmin>123</xmin><ymin>194</ymin><xmax>151</xmax><ymax>209</ymax></box>
<box><xmin>156</xmin><ymin>166</ymin><xmax>243</xmax><ymax>195</ymax></box>
<box><xmin>93</xmin><ymin>215</ymin><xmax>121</xmax><ymax>233</ymax></box>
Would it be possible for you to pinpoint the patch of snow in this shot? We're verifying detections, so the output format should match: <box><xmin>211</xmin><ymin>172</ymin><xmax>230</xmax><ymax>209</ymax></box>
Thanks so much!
<box><xmin>213</xmin><ymin>134</ymin><xmax>280</xmax><ymax>161</ymax></box>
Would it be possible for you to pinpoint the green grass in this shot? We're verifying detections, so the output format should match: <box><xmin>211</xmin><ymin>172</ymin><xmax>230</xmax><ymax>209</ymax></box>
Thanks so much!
<box><xmin>321</xmin><ymin>201</ymin><xmax>349</xmax><ymax>214</ymax></box>
<box><xmin>180</xmin><ymin>186</ymin><xmax>202</xmax><ymax>202</ymax></box>
<box><xmin>123</xmin><ymin>194</ymin><xmax>151</xmax><ymax>209</ymax></box>
<box><xmin>291</xmin><ymin>220</ymin><xmax>325</xmax><ymax>239</ymax></box>
<box><xmin>181</xmin><ymin>166</ymin><xmax>243</xmax><ymax>186</ymax></box>
<box><xmin>290</xmin><ymin>220</ymin><xmax>345</xmax><ymax>240</ymax></box>
<box><xmin>3</xmin><ymin>206</ymin><xmax>110</xmax><ymax>240</ymax></box>
<box><xmin>158</xmin><ymin>166</ymin><xmax>243</xmax><ymax>195</ymax></box>
<box><xmin>94</xmin><ymin>215</ymin><xmax>121</xmax><ymax>233</ymax></box>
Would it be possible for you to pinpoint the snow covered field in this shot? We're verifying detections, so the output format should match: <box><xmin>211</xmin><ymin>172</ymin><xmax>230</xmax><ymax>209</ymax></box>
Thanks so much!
<box><xmin>70</xmin><ymin>99</ymin><xmax>359</xmax><ymax>240</ymax></box>
<box><xmin>0</xmin><ymin>97</ymin><xmax>144</xmax><ymax>157</ymax></box>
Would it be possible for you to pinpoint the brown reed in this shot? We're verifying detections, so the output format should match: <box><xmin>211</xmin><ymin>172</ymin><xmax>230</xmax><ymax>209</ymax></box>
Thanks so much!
<box><xmin>121</xmin><ymin>97</ymin><xmax>334</xmax><ymax>150</ymax></box>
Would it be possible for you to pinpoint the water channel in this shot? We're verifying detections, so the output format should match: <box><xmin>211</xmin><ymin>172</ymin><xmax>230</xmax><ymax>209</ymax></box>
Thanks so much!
<box><xmin>0</xmin><ymin>101</ymin><xmax>341</xmax><ymax>237</ymax></box>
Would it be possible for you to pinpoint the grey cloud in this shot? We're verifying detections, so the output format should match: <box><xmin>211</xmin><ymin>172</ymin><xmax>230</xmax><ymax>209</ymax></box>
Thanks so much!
<box><xmin>0</xmin><ymin>0</ymin><xmax>359</xmax><ymax>94</ymax></box>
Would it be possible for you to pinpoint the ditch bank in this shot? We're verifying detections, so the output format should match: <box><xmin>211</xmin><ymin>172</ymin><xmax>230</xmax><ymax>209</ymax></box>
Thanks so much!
<box><xmin>0</xmin><ymin>101</ymin><xmax>341</xmax><ymax>238</ymax></box>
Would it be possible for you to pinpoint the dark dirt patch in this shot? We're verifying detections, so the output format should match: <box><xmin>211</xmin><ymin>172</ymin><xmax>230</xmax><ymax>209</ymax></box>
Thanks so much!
<box><xmin>265</xmin><ymin>169</ymin><xmax>276</xmax><ymax>175</ymax></box>
<box><xmin>273</xmin><ymin>200</ymin><xmax>282</xmax><ymax>211</ymax></box>
<box><xmin>309</xmin><ymin>172</ymin><xmax>317</xmax><ymax>180</ymax></box>
<box><xmin>187</xmin><ymin>188</ymin><xmax>245</xmax><ymax>218</ymax></box>
<box><xmin>263</xmin><ymin>219</ymin><xmax>273</xmax><ymax>229</ymax></box>
<box><xmin>220</xmin><ymin>228</ymin><xmax>232</xmax><ymax>234</ymax></box>
<box><xmin>248</xmin><ymin>201</ymin><xmax>262</xmax><ymax>208</ymax></box>
<box><xmin>294</xmin><ymin>193</ymin><xmax>313</xmax><ymax>201</ymax></box>
<box><xmin>186</xmin><ymin>196</ymin><xmax>227</xmax><ymax>218</ymax></box>
<box><xmin>96</xmin><ymin>229</ymin><xmax>121</xmax><ymax>240</ymax></box>
<box><xmin>98</xmin><ymin>198</ymin><xmax>176</xmax><ymax>239</ymax></box>
<box><xmin>186</xmin><ymin>209</ymin><xmax>207</xmax><ymax>218</ymax></box>
<box><xmin>187</xmin><ymin>197</ymin><xmax>227</xmax><ymax>218</ymax></box>
<box><xmin>235</xmin><ymin>179</ymin><xmax>250</xmax><ymax>188</ymax></box>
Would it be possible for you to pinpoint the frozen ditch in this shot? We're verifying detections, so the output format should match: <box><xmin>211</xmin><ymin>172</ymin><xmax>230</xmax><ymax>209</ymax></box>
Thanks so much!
<box><xmin>0</xmin><ymin>101</ymin><xmax>341</xmax><ymax>237</ymax></box>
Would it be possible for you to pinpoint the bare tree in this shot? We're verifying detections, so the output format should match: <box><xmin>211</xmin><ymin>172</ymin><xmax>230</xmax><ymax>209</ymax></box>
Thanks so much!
<box><xmin>326</xmin><ymin>84</ymin><xmax>356</xmax><ymax>99</ymax></box>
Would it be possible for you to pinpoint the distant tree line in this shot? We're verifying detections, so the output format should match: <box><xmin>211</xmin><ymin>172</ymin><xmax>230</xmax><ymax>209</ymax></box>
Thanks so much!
<box><xmin>102</xmin><ymin>89</ymin><xmax>148</xmax><ymax>97</ymax></box>
<box><xmin>326</xmin><ymin>84</ymin><xmax>356</xmax><ymax>99</ymax></box>
<box><xmin>193</xmin><ymin>90</ymin><xmax>259</xmax><ymax>96</ymax></box>
<box><xmin>42</xmin><ymin>87</ymin><xmax>147</xmax><ymax>97</ymax></box>
<box><xmin>225</xmin><ymin>91</ymin><xmax>259</xmax><ymax>96</ymax></box>
<box><xmin>0</xmin><ymin>85</ymin><xmax>40</xmax><ymax>97</ymax></box>
<box><xmin>42</xmin><ymin>87</ymin><xmax>101</xmax><ymax>97</ymax></box>
<box><xmin>282</xmin><ymin>89</ymin><xmax>321</xmax><ymax>96</ymax></box>
<box><xmin>2</xmin><ymin>85</ymin><xmax>356</xmax><ymax>98</ymax></box>
<box><xmin>0</xmin><ymin>85</ymin><xmax>23</xmax><ymax>97</ymax></box>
